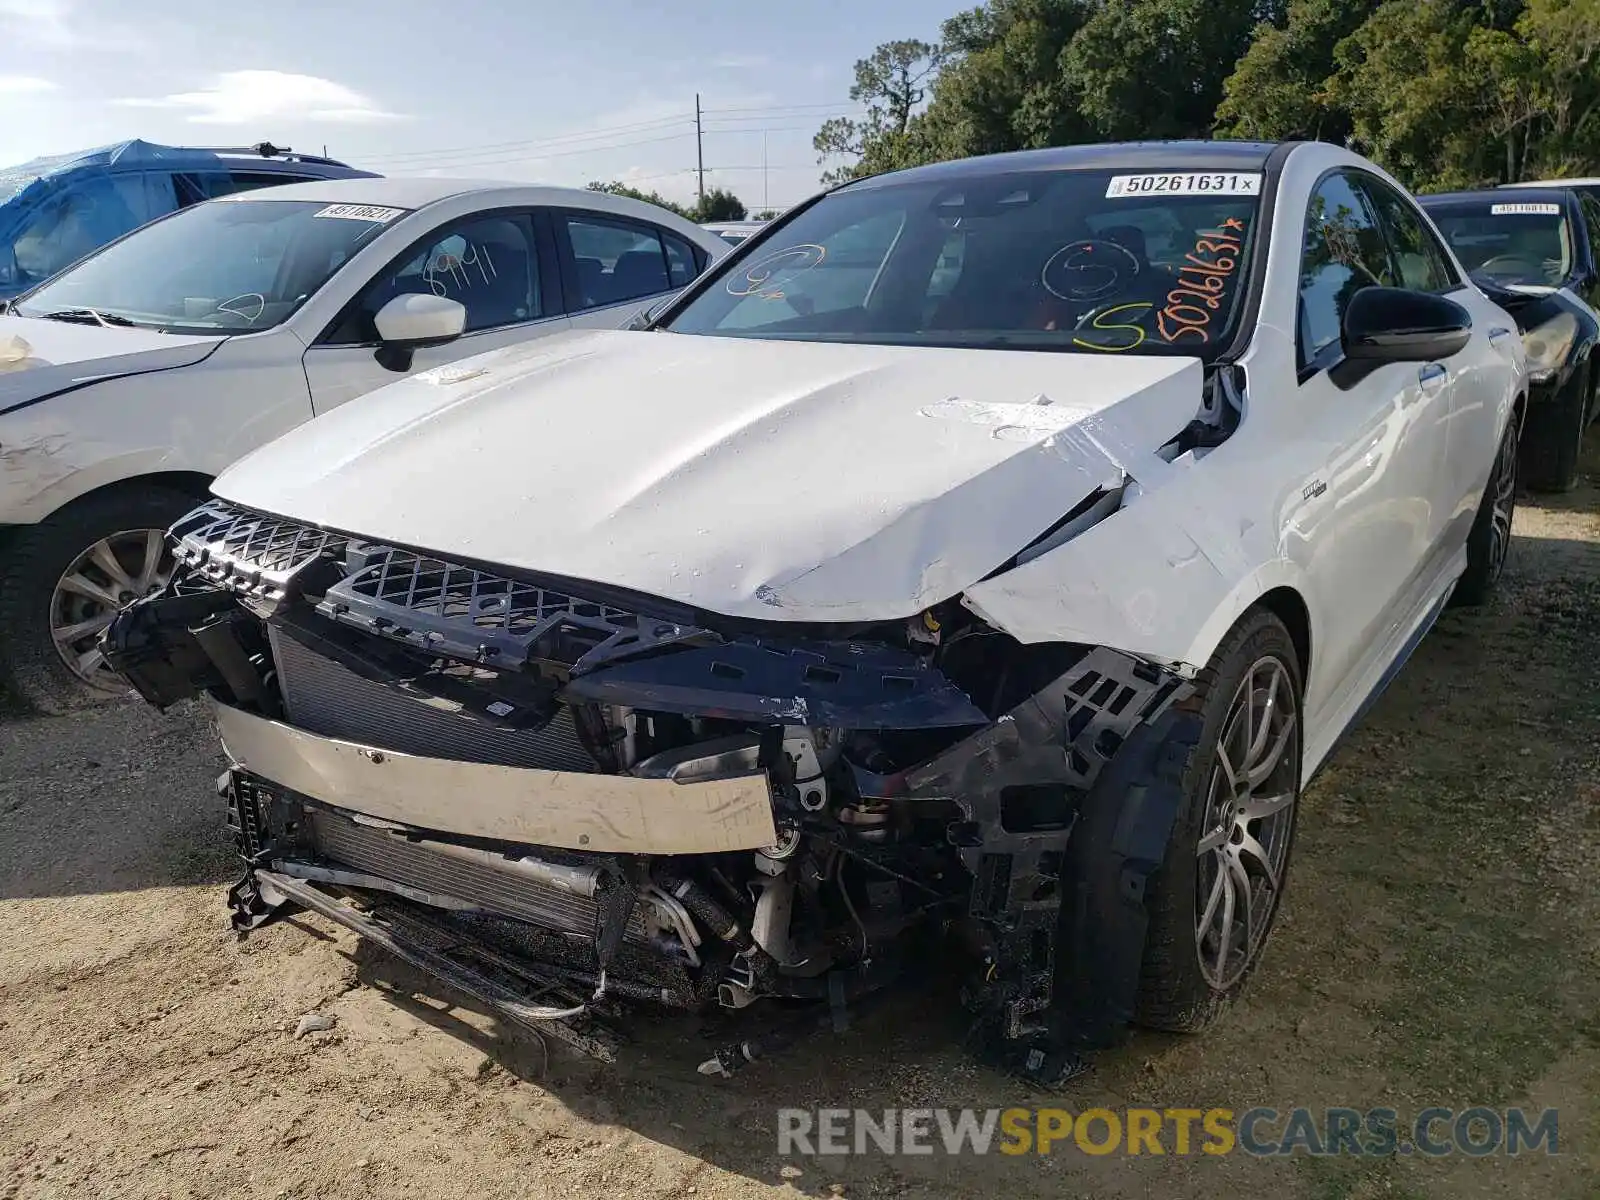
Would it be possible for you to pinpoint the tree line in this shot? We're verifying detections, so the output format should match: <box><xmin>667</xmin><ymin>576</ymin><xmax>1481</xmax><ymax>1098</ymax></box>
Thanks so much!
<box><xmin>813</xmin><ymin>0</ymin><xmax>1600</xmax><ymax>194</ymax></box>
<box><xmin>585</xmin><ymin>182</ymin><xmax>765</xmax><ymax>223</ymax></box>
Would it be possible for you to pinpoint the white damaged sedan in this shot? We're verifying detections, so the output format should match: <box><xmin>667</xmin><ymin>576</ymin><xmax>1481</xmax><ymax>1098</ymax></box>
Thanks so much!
<box><xmin>106</xmin><ymin>140</ymin><xmax>1526</xmax><ymax>1081</ymax></box>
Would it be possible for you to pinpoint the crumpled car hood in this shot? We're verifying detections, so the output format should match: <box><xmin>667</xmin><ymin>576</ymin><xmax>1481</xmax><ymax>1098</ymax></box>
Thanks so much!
<box><xmin>0</xmin><ymin>315</ymin><xmax>223</xmax><ymax>414</ymax></box>
<box><xmin>214</xmin><ymin>329</ymin><xmax>1201</xmax><ymax>623</ymax></box>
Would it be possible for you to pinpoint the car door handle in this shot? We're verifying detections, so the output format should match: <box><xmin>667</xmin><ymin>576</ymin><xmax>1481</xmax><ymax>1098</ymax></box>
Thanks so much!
<box><xmin>1418</xmin><ymin>363</ymin><xmax>1448</xmax><ymax>389</ymax></box>
<box><xmin>1488</xmin><ymin>327</ymin><xmax>1516</xmax><ymax>347</ymax></box>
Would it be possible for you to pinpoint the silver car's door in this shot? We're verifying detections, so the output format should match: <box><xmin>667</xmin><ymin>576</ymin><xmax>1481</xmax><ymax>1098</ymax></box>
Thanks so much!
<box><xmin>1290</xmin><ymin>170</ymin><xmax>1459</xmax><ymax>721</ymax></box>
<box><xmin>302</xmin><ymin>210</ymin><xmax>569</xmax><ymax>415</ymax></box>
<box><xmin>1361</xmin><ymin>176</ymin><xmax>1518</xmax><ymax>549</ymax></box>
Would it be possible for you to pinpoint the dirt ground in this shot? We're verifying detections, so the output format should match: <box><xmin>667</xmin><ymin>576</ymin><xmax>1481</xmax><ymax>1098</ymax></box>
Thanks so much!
<box><xmin>2</xmin><ymin>434</ymin><xmax>1597</xmax><ymax>1200</ymax></box>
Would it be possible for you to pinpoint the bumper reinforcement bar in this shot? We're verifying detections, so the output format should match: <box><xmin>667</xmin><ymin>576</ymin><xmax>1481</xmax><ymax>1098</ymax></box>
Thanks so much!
<box><xmin>254</xmin><ymin>869</ymin><xmax>621</xmax><ymax>1062</ymax></box>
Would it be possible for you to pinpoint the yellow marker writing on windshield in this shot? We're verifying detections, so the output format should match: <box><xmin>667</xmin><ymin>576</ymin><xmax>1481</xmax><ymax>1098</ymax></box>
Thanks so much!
<box><xmin>1073</xmin><ymin>302</ymin><xmax>1152</xmax><ymax>352</ymax></box>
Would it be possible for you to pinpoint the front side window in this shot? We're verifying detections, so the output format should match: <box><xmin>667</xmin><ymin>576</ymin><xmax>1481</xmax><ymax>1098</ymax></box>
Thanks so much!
<box><xmin>1364</xmin><ymin>180</ymin><xmax>1459</xmax><ymax>293</ymax></box>
<box><xmin>328</xmin><ymin>214</ymin><xmax>542</xmax><ymax>343</ymax></box>
<box><xmin>1297</xmin><ymin>172</ymin><xmax>1395</xmax><ymax>368</ymax></box>
<box><xmin>562</xmin><ymin>213</ymin><xmax>681</xmax><ymax>309</ymax></box>
<box><xmin>1422</xmin><ymin>197</ymin><xmax>1573</xmax><ymax>287</ymax></box>
<box><xmin>9</xmin><ymin>173</ymin><xmax>165</xmax><ymax>287</ymax></box>
<box><xmin>13</xmin><ymin>199</ymin><xmax>402</xmax><ymax>333</ymax></box>
<box><xmin>664</xmin><ymin>168</ymin><xmax>1265</xmax><ymax>357</ymax></box>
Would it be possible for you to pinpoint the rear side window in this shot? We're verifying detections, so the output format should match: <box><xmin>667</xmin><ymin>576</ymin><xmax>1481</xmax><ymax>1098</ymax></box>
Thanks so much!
<box><xmin>560</xmin><ymin>212</ymin><xmax>683</xmax><ymax>309</ymax></box>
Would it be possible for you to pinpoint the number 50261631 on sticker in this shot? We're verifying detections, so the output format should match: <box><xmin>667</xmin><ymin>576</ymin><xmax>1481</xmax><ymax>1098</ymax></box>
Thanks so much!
<box><xmin>1105</xmin><ymin>174</ymin><xmax>1262</xmax><ymax>198</ymax></box>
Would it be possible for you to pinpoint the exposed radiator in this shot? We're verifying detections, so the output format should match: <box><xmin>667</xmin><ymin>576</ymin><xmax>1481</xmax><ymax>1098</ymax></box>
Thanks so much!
<box><xmin>267</xmin><ymin>624</ymin><xmax>596</xmax><ymax>771</ymax></box>
<box><xmin>303</xmin><ymin>806</ymin><xmax>648</xmax><ymax>943</ymax></box>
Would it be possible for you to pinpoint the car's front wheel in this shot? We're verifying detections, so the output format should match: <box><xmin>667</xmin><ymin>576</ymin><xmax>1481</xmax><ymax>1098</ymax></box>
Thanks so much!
<box><xmin>0</xmin><ymin>486</ymin><xmax>195</xmax><ymax>714</ymax></box>
<box><xmin>1133</xmin><ymin>607</ymin><xmax>1304</xmax><ymax>1032</ymax></box>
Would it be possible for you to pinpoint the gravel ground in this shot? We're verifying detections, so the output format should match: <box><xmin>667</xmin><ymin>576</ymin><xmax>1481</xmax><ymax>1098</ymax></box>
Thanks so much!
<box><xmin>2</xmin><ymin>433</ymin><xmax>1597</xmax><ymax>1200</ymax></box>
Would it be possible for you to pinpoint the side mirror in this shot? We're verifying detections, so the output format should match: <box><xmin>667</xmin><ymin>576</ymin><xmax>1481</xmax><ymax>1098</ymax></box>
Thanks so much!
<box><xmin>1343</xmin><ymin>286</ymin><xmax>1472</xmax><ymax>364</ymax></box>
<box><xmin>372</xmin><ymin>293</ymin><xmax>467</xmax><ymax>371</ymax></box>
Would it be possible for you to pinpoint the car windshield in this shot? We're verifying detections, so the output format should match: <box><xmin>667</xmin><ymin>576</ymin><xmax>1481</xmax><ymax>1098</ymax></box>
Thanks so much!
<box><xmin>1423</xmin><ymin>199</ymin><xmax>1573</xmax><ymax>287</ymax></box>
<box><xmin>663</xmin><ymin>167</ymin><xmax>1264</xmax><ymax>357</ymax></box>
<box><xmin>11</xmin><ymin>199</ymin><xmax>405</xmax><ymax>333</ymax></box>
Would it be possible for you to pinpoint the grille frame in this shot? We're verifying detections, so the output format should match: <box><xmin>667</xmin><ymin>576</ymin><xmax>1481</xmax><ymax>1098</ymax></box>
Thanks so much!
<box><xmin>170</xmin><ymin>500</ymin><xmax>347</xmax><ymax>607</ymax></box>
<box><xmin>268</xmin><ymin>623</ymin><xmax>598</xmax><ymax>772</ymax></box>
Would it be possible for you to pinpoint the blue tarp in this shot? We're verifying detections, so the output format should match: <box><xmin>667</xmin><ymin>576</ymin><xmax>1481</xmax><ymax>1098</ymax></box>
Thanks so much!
<box><xmin>0</xmin><ymin>140</ymin><xmax>245</xmax><ymax>296</ymax></box>
<box><xmin>0</xmin><ymin>139</ymin><xmax>225</xmax><ymax>207</ymax></box>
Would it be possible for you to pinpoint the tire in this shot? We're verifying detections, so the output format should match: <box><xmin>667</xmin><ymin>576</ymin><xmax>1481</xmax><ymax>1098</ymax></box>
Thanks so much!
<box><xmin>1520</xmin><ymin>370</ymin><xmax>1586</xmax><ymax>493</ymax></box>
<box><xmin>0</xmin><ymin>486</ymin><xmax>197</xmax><ymax>715</ymax></box>
<box><xmin>1132</xmin><ymin>608</ymin><xmax>1304</xmax><ymax>1033</ymax></box>
<box><xmin>1453</xmin><ymin>411</ymin><xmax>1519</xmax><ymax>609</ymax></box>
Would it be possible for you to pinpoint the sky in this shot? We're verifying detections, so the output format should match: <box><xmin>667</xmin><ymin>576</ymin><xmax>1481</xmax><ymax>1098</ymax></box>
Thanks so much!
<box><xmin>0</xmin><ymin>0</ymin><xmax>948</xmax><ymax>211</ymax></box>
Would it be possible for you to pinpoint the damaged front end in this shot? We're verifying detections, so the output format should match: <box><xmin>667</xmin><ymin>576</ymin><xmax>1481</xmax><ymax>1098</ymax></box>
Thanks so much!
<box><xmin>104</xmin><ymin>499</ymin><xmax>1196</xmax><ymax>1080</ymax></box>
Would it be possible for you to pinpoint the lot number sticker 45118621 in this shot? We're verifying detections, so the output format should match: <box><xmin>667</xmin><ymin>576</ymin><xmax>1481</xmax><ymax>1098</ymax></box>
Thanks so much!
<box><xmin>1107</xmin><ymin>173</ymin><xmax>1262</xmax><ymax>198</ymax></box>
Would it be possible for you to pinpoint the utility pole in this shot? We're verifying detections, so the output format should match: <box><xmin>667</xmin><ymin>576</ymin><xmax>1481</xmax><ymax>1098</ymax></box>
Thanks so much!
<box><xmin>695</xmin><ymin>93</ymin><xmax>705</xmax><ymax>206</ymax></box>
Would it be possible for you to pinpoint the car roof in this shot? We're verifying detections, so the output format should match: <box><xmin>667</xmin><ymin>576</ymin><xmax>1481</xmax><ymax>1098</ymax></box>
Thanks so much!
<box><xmin>1506</xmin><ymin>178</ymin><xmax>1600</xmax><ymax>188</ymax></box>
<box><xmin>1421</xmin><ymin>186</ymin><xmax>1573</xmax><ymax>206</ymax></box>
<box><xmin>222</xmin><ymin>175</ymin><xmax>698</xmax><ymax>212</ymax></box>
<box><xmin>211</xmin><ymin>176</ymin><xmax>725</xmax><ymax>252</ymax></box>
<box><xmin>0</xmin><ymin>138</ymin><xmax>366</xmax><ymax>206</ymax></box>
<box><xmin>836</xmin><ymin>139</ymin><xmax>1281</xmax><ymax>191</ymax></box>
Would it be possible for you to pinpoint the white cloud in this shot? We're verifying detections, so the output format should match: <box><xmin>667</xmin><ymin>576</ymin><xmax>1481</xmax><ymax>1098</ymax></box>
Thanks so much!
<box><xmin>0</xmin><ymin>0</ymin><xmax>77</xmax><ymax>47</ymax></box>
<box><xmin>0</xmin><ymin>74</ymin><xmax>58</xmax><ymax>94</ymax></box>
<box><xmin>115</xmin><ymin>70</ymin><xmax>403</xmax><ymax>126</ymax></box>
<box><xmin>713</xmin><ymin>54</ymin><xmax>771</xmax><ymax>71</ymax></box>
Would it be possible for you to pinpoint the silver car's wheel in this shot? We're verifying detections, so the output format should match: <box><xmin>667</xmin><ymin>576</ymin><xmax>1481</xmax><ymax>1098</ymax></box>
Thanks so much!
<box><xmin>1486</xmin><ymin>421</ymin><xmax>1518</xmax><ymax>587</ymax></box>
<box><xmin>50</xmin><ymin>528</ymin><xmax>172</xmax><ymax>689</ymax></box>
<box><xmin>1194</xmin><ymin>654</ymin><xmax>1300</xmax><ymax>990</ymax></box>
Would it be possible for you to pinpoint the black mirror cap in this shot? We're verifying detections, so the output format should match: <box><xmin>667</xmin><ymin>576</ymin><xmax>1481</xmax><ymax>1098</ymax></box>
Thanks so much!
<box><xmin>1343</xmin><ymin>286</ymin><xmax>1473</xmax><ymax>363</ymax></box>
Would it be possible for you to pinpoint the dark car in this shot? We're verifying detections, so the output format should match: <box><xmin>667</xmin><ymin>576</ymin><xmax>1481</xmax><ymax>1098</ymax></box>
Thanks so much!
<box><xmin>1421</xmin><ymin>186</ymin><xmax>1600</xmax><ymax>491</ymax></box>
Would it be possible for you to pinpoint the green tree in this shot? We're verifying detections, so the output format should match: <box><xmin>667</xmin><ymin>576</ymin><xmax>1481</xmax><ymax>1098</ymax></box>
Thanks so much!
<box><xmin>1214</xmin><ymin>0</ymin><xmax>1384</xmax><ymax>142</ymax></box>
<box><xmin>585</xmin><ymin>181</ymin><xmax>690</xmax><ymax>218</ymax></box>
<box><xmin>1514</xmin><ymin>0</ymin><xmax>1600</xmax><ymax>174</ymax></box>
<box><xmin>813</xmin><ymin>38</ymin><xmax>945</xmax><ymax>182</ymax></box>
<box><xmin>690</xmin><ymin>187</ymin><xmax>748</xmax><ymax>222</ymax></box>
<box><xmin>1061</xmin><ymin>0</ymin><xmax>1274</xmax><ymax>141</ymax></box>
<box><xmin>918</xmin><ymin>0</ymin><xmax>1098</xmax><ymax>158</ymax></box>
<box><xmin>1326</xmin><ymin>2</ymin><xmax>1492</xmax><ymax>190</ymax></box>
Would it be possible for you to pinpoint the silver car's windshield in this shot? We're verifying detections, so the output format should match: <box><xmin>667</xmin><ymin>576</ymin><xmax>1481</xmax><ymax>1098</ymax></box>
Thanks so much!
<box><xmin>665</xmin><ymin>168</ymin><xmax>1264</xmax><ymax>357</ymax></box>
<box><xmin>12</xmin><ymin>199</ymin><xmax>405</xmax><ymax>334</ymax></box>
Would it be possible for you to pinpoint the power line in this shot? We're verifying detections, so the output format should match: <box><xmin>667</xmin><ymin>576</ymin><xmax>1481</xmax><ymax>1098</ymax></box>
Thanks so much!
<box><xmin>358</xmin><ymin>104</ymin><xmax>860</xmax><ymax>166</ymax></box>
<box><xmin>701</xmin><ymin>101</ymin><xmax>867</xmax><ymax>115</ymax></box>
<box><xmin>378</xmin><ymin>130</ymin><xmax>699</xmax><ymax>173</ymax></box>
<box><xmin>358</xmin><ymin>114</ymin><xmax>695</xmax><ymax>164</ymax></box>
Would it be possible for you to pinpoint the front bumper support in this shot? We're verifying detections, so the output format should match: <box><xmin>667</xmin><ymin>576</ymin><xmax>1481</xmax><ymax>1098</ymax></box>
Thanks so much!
<box><xmin>255</xmin><ymin>870</ymin><xmax>621</xmax><ymax>1062</ymax></box>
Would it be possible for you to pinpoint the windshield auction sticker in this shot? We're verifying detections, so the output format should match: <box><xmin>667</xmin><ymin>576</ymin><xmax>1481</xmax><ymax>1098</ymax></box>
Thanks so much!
<box><xmin>1489</xmin><ymin>202</ymin><xmax>1561</xmax><ymax>216</ymax></box>
<box><xmin>1106</xmin><ymin>173</ymin><xmax>1262</xmax><ymax>198</ymax></box>
<box><xmin>314</xmin><ymin>204</ymin><xmax>406</xmax><ymax>223</ymax></box>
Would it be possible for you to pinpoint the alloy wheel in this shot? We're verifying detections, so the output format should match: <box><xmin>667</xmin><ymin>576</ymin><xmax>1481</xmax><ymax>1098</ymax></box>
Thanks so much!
<box><xmin>50</xmin><ymin>529</ymin><xmax>172</xmax><ymax>689</ymax></box>
<box><xmin>1487</xmin><ymin>423</ymin><xmax>1518</xmax><ymax>584</ymax></box>
<box><xmin>1195</xmin><ymin>655</ymin><xmax>1300</xmax><ymax>990</ymax></box>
